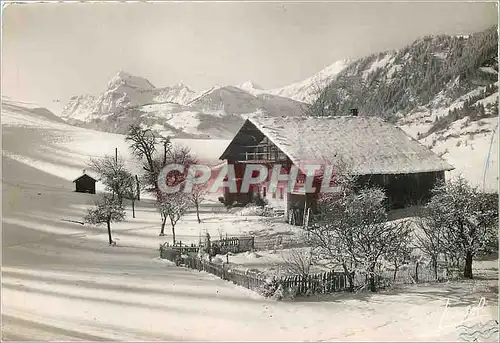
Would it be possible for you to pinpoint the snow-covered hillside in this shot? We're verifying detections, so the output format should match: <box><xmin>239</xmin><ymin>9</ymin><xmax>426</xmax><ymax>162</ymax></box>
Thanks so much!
<box><xmin>267</xmin><ymin>59</ymin><xmax>349</xmax><ymax>103</ymax></box>
<box><xmin>398</xmin><ymin>82</ymin><xmax>499</xmax><ymax>192</ymax></box>
<box><xmin>2</xmin><ymin>98</ymin><xmax>229</xmax><ymax>189</ymax></box>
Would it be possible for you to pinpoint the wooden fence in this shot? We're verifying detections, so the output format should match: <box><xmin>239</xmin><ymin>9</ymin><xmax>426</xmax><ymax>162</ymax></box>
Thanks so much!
<box><xmin>159</xmin><ymin>247</ymin><xmax>461</xmax><ymax>298</ymax></box>
<box><xmin>160</xmin><ymin>247</ymin><xmax>267</xmax><ymax>292</ymax></box>
<box><xmin>211</xmin><ymin>236</ymin><xmax>255</xmax><ymax>254</ymax></box>
<box><xmin>376</xmin><ymin>264</ymin><xmax>462</xmax><ymax>285</ymax></box>
<box><xmin>253</xmin><ymin>234</ymin><xmax>308</xmax><ymax>251</ymax></box>
<box><xmin>161</xmin><ymin>241</ymin><xmax>200</xmax><ymax>255</ymax></box>
<box><xmin>159</xmin><ymin>245</ymin><xmax>349</xmax><ymax>296</ymax></box>
<box><xmin>281</xmin><ymin>271</ymin><xmax>348</xmax><ymax>295</ymax></box>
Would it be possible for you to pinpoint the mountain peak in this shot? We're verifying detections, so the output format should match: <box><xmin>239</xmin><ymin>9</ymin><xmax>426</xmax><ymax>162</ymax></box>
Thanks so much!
<box><xmin>172</xmin><ymin>81</ymin><xmax>189</xmax><ymax>89</ymax></box>
<box><xmin>106</xmin><ymin>70</ymin><xmax>156</xmax><ymax>91</ymax></box>
<box><xmin>238</xmin><ymin>80</ymin><xmax>263</xmax><ymax>91</ymax></box>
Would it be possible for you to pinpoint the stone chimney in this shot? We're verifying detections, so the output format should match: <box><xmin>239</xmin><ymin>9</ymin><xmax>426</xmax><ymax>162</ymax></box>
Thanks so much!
<box><xmin>350</xmin><ymin>108</ymin><xmax>358</xmax><ymax>116</ymax></box>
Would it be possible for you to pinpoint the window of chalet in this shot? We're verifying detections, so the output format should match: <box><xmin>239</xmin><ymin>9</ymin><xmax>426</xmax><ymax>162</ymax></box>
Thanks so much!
<box><xmin>246</xmin><ymin>137</ymin><xmax>287</xmax><ymax>161</ymax></box>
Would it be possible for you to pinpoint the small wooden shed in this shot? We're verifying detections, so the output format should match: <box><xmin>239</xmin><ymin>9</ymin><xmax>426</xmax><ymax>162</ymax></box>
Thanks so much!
<box><xmin>73</xmin><ymin>170</ymin><xmax>97</xmax><ymax>194</ymax></box>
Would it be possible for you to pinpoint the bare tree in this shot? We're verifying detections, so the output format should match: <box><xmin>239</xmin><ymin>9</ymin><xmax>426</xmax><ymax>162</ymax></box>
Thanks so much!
<box><xmin>126</xmin><ymin>124</ymin><xmax>171</xmax><ymax>194</ymax></box>
<box><xmin>414</xmin><ymin>214</ymin><xmax>445</xmax><ymax>280</ymax></box>
<box><xmin>384</xmin><ymin>226</ymin><xmax>413</xmax><ymax>281</ymax></box>
<box><xmin>424</xmin><ymin>176</ymin><xmax>498</xmax><ymax>279</ymax></box>
<box><xmin>126</xmin><ymin>124</ymin><xmax>157</xmax><ymax>170</ymax></box>
<box><xmin>123</xmin><ymin>176</ymin><xmax>142</xmax><ymax>219</ymax></box>
<box><xmin>190</xmin><ymin>184</ymin><xmax>207</xmax><ymax>224</ymax></box>
<box><xmin>127</xmin><ymin>123</ymin><xmax>199</xmax><ymax>236</ymax></box>
<box><xmin>156</xmin><ymin>192</ymin><xmax>191</xmax><ymax>242</ymax></box>
<box><xmin>84</xmin><ymin>194</ymin><xmax>125</xmax><ymax>245</ymax></box>
<box><xmin>281</xmin><ymin>247</ymin><xmax>314</xmax><ymax>277</ymax></box>
<box><xmin>307</xmin><ymin>158</ymin><xmax>359</xmax><ymax>290</ymax></box>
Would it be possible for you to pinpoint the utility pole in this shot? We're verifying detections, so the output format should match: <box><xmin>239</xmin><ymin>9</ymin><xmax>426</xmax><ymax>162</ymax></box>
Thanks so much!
<box><xmin>163</xmin><ymin>139</ymin><xmax>168</xmax><ymax>166</ymax></box>
<box><xmin>135</xmin><ymin>175</ymin><xmax>140</xmax><ymax>201</ymax></box>
<box><xmin>115</xmin><ymin>147</ymin><xmax>118</xmax><ymax>163</ymax></box>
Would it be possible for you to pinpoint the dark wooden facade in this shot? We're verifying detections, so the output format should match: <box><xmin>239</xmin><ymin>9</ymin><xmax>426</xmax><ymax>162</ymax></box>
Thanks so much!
<box><xmin>73</xmin><ymin>174</ymin><xmax>96</xmax><ymax>194</ymax></box>
<box><xmin>356</xmin><ymin>171</ymin><xmax>445</xmax><ymax>209</ymax></box>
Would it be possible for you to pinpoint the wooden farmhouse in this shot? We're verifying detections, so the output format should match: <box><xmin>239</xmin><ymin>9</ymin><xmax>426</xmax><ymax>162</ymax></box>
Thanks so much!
<box><xmin>219</xmin><ymin>115</ymin><xmax>454</xmax><ymax>225</ymax></box>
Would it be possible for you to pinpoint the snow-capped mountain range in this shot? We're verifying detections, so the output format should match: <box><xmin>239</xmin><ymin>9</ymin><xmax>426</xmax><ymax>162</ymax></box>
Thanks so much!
<box><xmin>59</xmin><ymin>59</ymin><xmax>349</xmax><ymax>138</ymax></box>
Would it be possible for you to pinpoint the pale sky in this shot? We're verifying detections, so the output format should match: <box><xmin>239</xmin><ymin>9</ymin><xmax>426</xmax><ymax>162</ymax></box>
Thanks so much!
<box><xmin>2</xmin><ymin>1</ymin><xmax>497</xmax><ymax>113</ymax></box>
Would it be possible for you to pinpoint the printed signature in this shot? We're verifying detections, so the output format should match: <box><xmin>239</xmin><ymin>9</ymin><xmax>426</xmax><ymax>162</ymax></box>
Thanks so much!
<box><xmin>438</xmin><ymin>297</ymin><xmax>488</xmax><ymax>329</ymax></box>
<box><xmin>437</xmin><ymin>296</ymin><xmax>498</xmax><ymax>341</ymax></box>
<box><xmin>456</xmin><ymin>320</ymin><xmax>499</xmax><ymax>342</ymax></box>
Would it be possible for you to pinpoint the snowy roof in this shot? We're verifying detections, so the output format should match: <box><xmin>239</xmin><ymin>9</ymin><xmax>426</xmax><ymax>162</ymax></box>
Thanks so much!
<box><xmin>73</xmin><ymin>173</ymin><xmax>98</xmax><ymax>183</ymax></box>
<box><xmin>220</xmin><ymin>115</ymin><xmax>454</xmax><ymax>175</ymax></box>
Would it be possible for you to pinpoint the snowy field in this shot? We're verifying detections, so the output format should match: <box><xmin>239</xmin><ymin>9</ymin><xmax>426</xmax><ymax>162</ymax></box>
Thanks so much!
<box><xmin>2</xmin><ymin>99</ymin><xmax>230</xmax><ymax>192</ymax></box>
<box><xmin>2</xmin><ymin>101</ymin><xmax>498</xmax><ymax>341</ymax></box>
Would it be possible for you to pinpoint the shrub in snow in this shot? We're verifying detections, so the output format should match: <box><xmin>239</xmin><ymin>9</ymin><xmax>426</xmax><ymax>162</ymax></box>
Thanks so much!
<box><xmin>271</xmin><ymin>284</ymin><xmax>285</xmax><ymax>300</ymax></box>
<box><xmin>286</xmin><ymin>285</ymin><xmax>298</xmax><ymax>300</ymax></box>
<box><xmin>257</xmin><ymin>268</ymin><xmax>300</xmax><ymax>300</ymax></box>
<box><xmin>259</xmin><ymin>275</ymin><xmax>282</xmax><ymax>298</ymax></box>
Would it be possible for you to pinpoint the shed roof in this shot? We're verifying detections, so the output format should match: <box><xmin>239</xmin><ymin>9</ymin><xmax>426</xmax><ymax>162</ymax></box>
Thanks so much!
<box><xmin>73</xmin><ymin>173</ymin><xmax>97</xmax><ymax>183</ymax></box>
<box><xmin>220</xmin><ymin>115</ymin><xmax>454</xmax><ymax>175</ymax></box>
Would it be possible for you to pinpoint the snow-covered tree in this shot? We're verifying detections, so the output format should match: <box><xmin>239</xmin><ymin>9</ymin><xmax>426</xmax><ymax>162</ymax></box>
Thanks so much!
<box><xmin>424</xmin><ymin>176</ymin><xmax>498</xmax><ymax>279</ymax></box>
<box><xmin>156</xmin><ymin>192</ymin><xmax>191</xmax><ymax>243</ymax></box>
<box><xmin>310</xmin><ymin>187</ymin><xmax>412</xmax><ymax>292</ymax></box>
<box><xmin>88</xmin><ymin>155</ymin><xmax>135</xmax><ymax>206</ymax></box>
<box><xmin>84</xmin><ymin>194</ymin><xmax>125</xmax><ymax>245</ymax></box>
